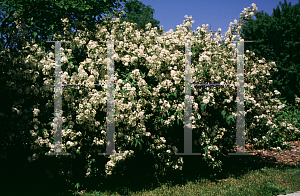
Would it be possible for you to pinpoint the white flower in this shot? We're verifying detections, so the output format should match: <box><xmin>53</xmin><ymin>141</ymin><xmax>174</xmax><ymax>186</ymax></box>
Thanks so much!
<box><xmin>276</xmin><ymin>147</ymin><xmax>281</xmax><ymax>151</ymax></box>
<box><xmin>203</xmin><ymin>98</ymin><xmax>209</xmax><ymax>104</ymax></box>
<box><xmin>160</xmin><ymin>137</ymin><xmax>166</xmax><ymax>143</ymax></box>
<box><xmin>115</xmin><ymin>156</ymin><xmax>123</xmax><ymax>161</ymax></box>
<box><xmin>107</xmin><ymin>160</ymin><xmax>115</xmax><ymax>167</ymax></box>
<box><xmin>84</xmin><ymin>109</ymin><xmax>90</xmax><ymax>115</ymax></box>
<box><xmin>214</xmin><ymin>146</ymin><xmax>218</xmax><ymax>151</ymax></box>
<box><xmin>66</xmin><ymin>141</ymin><xmax>74</xmax><ymax>147</ymax></box>
<box><xmin>278</xmin><ymin>104</ymin><xmax>285</xmax><ymax>110</ymax></box>
<box><xmin>274</xmin><ymin>90</ymin><xmax>280</xmax><ymax>95</ymax></box>
<box><xmin>61</xmin><ymin>18</ymin><xmax>69</xmax><ymax>23</ymax></box>
<box><xmin>33</xmin><ymin>108</ymin><xmax>40</xmax><ymax>117</ymax></box>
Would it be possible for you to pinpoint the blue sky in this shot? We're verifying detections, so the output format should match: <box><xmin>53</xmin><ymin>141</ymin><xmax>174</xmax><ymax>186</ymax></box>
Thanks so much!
<box><xmin>124</xmin><ymin>0</ymin><xmax>299</xmax><ymax>40</ymax></box>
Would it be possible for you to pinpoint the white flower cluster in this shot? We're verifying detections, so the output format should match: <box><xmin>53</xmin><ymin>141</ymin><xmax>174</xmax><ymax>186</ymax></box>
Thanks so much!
<box><xmin>104</xmin><ymin>150</ymin><xmax>134</xmax><ymax>176</ymax></box>
<box><xmin>93</xmin><ymin>137</ymin><xmax>105</xmax><ymax>146</ymax></box>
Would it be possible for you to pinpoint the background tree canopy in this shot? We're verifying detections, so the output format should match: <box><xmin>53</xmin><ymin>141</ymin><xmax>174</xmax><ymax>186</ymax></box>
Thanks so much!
<box><xmin>0</xmin><ymin>0</ymin><xmax>129</xmax><ymax>53</ymax></box>
<box><xmin>117</xmin><ymin>0</ymin><xmax>164</xmax><ymax>36</ymax></box>
<box><xmin>0</xmin><ymin>0</ymin><xmax>164</xmax><ymax>54</ymax></box>
<box><xmin>240</xmin><ymin>0</ymin><xmax>300</xmax><ymax>107</ymax></box>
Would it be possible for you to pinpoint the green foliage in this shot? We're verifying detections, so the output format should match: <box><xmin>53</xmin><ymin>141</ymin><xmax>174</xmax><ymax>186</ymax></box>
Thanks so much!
<box><xmin>240</xmin><ymin>0</ymin><xmax>300</xmax><ymax>107</ymax></box>
<box><xmin>118</xmin><ymin>0</ymin><xmax>164</xmax><ymax>36</ymax></box>
<box><xmin>0</xmin><ymin>0</ymin><xmax>127</xmax><ymax>54</ymax></box>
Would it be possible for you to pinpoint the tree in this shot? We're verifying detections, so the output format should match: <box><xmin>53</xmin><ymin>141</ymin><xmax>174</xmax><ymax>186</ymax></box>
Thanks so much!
<box><xmin>0</xmin><ymin>0</ymin><xmax>128</xmax><ymax>54</ymax></box>
<box><xmin>239</xmin><ymin>0</ymin><xmax>300</xmax><ymax>107</ymax></box>
<box><xmin>117</xmin><ymin>0</ymin><xmax>164</xmax><ymax>36</ymax></box>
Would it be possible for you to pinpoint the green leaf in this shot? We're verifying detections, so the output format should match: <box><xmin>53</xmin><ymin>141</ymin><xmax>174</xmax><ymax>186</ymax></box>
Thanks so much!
<box><xmin>226</xmin><ymin>115</ymin><xmax>235</xmax><ymax>125</ymax></box>
<box><xmin>201</xmin><ymin>104</ymin><xmax>206</xmax><ymax>112</ymax></box>
<box><xmin>75</xmin><ymin>182</ymin><xmax>81</xmax><ymax>190</ymax></box>
<box><xmin>221</xmin><ymin>110</ymin><xmax>226</xmax><ymax>119</ymax></box>
<box><xmin>33</xmin><ymin>32</ymin><xmax>37</xmax><ymax>38</ymax></box>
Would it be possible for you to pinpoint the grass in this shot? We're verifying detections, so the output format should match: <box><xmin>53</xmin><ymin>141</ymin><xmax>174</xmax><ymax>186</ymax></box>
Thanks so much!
<box><xmin>68</xmin><ymin>164</ymin><xmax>300</xmax><ymax>196</ymax></box>
<box><xmin>130</xmin><ymin>166</ymin><xmax>300</xmax><ymax>196</ymax></box>
<box><xmin>65</xmin><ymin>155</ymin><xmax>300</xmax><ymax>196</ymax></box>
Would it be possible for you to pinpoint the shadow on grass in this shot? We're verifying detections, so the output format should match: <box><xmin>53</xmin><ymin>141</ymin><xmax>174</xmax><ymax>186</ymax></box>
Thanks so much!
<box><xmin>1</xmin><ymin>146</ymin><xmax>299</xmax><ymax>196</ymax></box>
<box><xmin>73</xmin><ymin>147</ymin><xmax>300</xmax><ymax>195</ymax></box>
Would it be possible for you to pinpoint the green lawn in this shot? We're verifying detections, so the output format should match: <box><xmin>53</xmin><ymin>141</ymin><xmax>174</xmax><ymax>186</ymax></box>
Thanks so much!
<box><xmin>72</xmin><ymin>164</ymin><xmax>300</xmax><ymax>196</ymax></box>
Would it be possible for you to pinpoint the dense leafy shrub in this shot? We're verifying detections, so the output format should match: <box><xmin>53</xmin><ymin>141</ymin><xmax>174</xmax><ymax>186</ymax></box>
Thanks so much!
<box><xmin>0</xmin><ymin>4</ymin><xmax>299</xmax><ymax>192</ymax></box>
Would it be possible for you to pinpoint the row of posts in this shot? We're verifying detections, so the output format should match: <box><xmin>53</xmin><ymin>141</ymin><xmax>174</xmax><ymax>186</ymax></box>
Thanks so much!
<box><xmin>45</xmin><ymin>39</ymin><xmax>254</xmax><ymax>157</ymax></box>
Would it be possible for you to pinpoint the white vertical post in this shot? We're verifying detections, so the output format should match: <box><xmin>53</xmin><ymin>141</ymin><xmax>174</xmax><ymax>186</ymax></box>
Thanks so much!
<box><xmin>228</xmin><ymin>41</ymin><xmax>253</xmax><ymax>155</ymax></box>
<box><xmin>176</xmin><ymin>40</ymin><xmax>201</xmax><ymax>155</ymax></box>
<box><xmin>98</xmin><ymin>40</ymin><xmax>123</xmax><ymax>156</ymax></box>
<box><xmin>46</xmin><ymin>40</ymin><xmax>71</xmax><ymax>156</ymax></box>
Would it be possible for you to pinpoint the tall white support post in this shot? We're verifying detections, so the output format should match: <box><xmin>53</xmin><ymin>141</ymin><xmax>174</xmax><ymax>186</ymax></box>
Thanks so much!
<box><xmin>45</xmin><ymin>40</ymin><xmax>71</xmax><ymax>156</ymax></box>
<box><xmin>176</xmin><ymin>40</ymin><xmax>201</xmax><ymax>155</ymax></box>
<box><xmin>98</xmin><ymin>40</ymin><xmax>124</xmax><ymax>156</ymax></box>
<box><xmin>228</xmin><ymin>41</ymin><xmax>253</xmax><ymax>156</ymax></box>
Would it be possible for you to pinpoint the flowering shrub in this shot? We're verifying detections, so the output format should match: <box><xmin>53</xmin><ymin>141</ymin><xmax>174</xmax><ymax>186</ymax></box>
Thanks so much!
<box><xmin>1</xmin><ymin>3</ymin><xmax>300</xmax><ymax>188</ymax></box>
